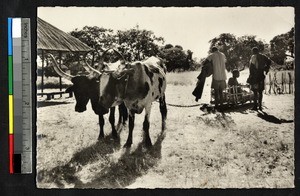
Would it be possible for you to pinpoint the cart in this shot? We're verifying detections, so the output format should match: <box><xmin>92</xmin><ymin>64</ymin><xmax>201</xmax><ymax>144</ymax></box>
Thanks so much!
<box><xmin>210</xmin><ymin>84</ymin><xmax>254</xmax><ymax>106</ymax></box>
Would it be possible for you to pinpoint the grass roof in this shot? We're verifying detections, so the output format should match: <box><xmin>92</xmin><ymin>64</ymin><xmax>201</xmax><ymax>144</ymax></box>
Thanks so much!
<box><xmin>37</xmin><ymin>17</ymin><xmax>92</xmax><ymax>52</ymax></box>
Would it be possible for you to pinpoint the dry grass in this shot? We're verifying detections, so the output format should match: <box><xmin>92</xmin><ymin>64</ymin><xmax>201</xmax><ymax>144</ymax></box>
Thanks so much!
<box><xmin>36</xmin><ymin>71</ymin><xmax>294</xmax><ymax>189</ymax></box>
<box><xmin>166</xmin><ymin>71</ymin><xmax>199</xmax><ymax>86</ymax></box>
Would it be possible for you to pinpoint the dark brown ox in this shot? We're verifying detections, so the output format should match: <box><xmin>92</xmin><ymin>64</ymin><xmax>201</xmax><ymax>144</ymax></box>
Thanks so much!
<box><xmin>47</xmin><ymin>53</ymin><xmax>127</xmax><ymax>139</ymax></box>
<box><xmin>98</xmin><ymin>56</ymin><xmax>167</xmax><ymax>147</ymax></box>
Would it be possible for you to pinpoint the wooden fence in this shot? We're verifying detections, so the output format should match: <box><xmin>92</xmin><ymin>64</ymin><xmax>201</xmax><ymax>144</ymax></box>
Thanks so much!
<box><xmin>265</xmin><ymin>70</ymin><xmax>294</xmax><ymax>94</ymax></box>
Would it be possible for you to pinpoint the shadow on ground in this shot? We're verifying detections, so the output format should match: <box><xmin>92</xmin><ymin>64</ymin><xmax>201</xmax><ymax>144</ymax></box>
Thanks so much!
<box><xmin>37</xmin><ymin>101</ymin><xmax>72</xmax><ymax>108</ymax></box>
<box><xmin>223</xmin><ymin>103</ymin><xmax>254</xmax><ymax>114</ymax></box>
<box><xmin>37</xmin><ymin>126</ymin><xmax>166</xmax><ymax>188</ymax></box>
<box><xmin>200</xmin><ymin>102</ymin><xmax>253</xmax><ymax>114</ymax></box>
<box><xmin>198</xmin><ymin>112</ymin><xmax>236</xmax><ymax>128</ymax></box>
<box><xmin>257</xmin><ymin>111</ymin><xmax>294</xmax><ymax>124</ymax></box>
<box><xmin>75</xmin><ymin>129</ymin><xmax>166</xmax><ymax>188</ymax></box>
<box><xmin>37</xmin><ymin>128</ymin><xmax>123</xmax><ymax>188</ymax></box>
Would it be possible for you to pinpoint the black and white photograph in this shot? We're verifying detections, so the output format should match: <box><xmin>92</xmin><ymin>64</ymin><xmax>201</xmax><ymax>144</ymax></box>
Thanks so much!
<box><xmin>36</xmin><ymin>7</ymin><xmax>295</xmax><ymax>188</ymax></box>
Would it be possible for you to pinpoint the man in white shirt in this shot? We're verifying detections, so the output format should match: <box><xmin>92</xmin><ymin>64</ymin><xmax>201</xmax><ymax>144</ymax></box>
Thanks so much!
<box><xmin>203</xmin><ymin>46</ymin><xmax>227</xmax><ymax>110</ymax></box>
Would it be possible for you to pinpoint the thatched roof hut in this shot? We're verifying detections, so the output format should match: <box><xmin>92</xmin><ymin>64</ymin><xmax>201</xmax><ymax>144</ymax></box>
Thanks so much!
<box><xmin>37</xmin><ymin>17</ymin><xmax>92</xmax><ymax>53</ymax></box>
<box><xmin>37</xmin><ymin>17</ymin><xmax>93</xmax><ymax>98</ymax></box>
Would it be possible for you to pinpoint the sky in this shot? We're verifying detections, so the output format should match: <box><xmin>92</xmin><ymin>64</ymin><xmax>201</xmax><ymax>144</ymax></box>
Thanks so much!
<box><xmin>38</xmin><ymin>7</ymin><xmax>294</xmax><ymax>59</ymax></box>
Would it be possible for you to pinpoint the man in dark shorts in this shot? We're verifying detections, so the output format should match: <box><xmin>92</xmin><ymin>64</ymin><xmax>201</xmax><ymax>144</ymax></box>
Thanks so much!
<box><xmin>203</xmin><ymin>46</ymin><xmax>227</xmax><ymax>110</ymax></box>
<box><xmin>248</xmin><ymin>47</ymin><xmax>272</xmax><ymax>110</ymax></box>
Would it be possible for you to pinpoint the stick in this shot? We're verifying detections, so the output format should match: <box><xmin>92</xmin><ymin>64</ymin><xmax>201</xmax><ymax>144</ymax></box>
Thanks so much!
<box><xmin>288</xmin><ymin>72</ymin><xmax>292</xmax><ymax>94</ymax></box>
<box><xmin>268</xmin><ymin>73</ymin><xmax>272</xmax><ymax>94</ymax></box>
<box><xmin>273</xmin><ymin>72</ymin><xmax>277</xmax><ymax>95</ymax></box>
<box><xmin>282</xmin><ymin>72</ymin><xmax>284</xmax><ymax>94</ymax></box>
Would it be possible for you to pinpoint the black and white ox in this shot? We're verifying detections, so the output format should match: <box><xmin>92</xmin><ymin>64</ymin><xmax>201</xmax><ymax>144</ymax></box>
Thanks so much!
<box><xmin>47</xmin><ymin>53</ymin><xmax>127</xmax><ymax>139</ymax></box>
<box><xmin>98</xmin><ymin>56</ymin><xmax>167</xmax><ymax>147</ymax></box>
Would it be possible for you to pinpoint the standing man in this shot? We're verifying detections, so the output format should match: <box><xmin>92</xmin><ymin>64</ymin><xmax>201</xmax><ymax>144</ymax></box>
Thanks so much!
<box><xmin>248</xmin><ymin>47</ymin><xmax>271</xmax><ymax>110</ymax></box>
<box><xmin>203</xmin><ymin>46</ymin><xmax>227</xmax><ymax>110</ymax></box>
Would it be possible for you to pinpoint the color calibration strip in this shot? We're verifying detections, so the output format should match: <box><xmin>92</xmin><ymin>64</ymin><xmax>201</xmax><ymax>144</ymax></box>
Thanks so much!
<box><xmin>8</xmin><ymin>18</ymin><xmax>14</xmax><ymax>174</ymax></box>
<box><xmin>8</xmin><ymin>18</ymin><xmax>32</xmax><ymax>174</ymax></box>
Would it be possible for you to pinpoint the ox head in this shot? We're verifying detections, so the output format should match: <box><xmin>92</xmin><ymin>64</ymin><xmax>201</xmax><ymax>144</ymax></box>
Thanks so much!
<box><xmin>65</xmin><ymin>76</ymin><xmax>99</xmax><ymax>113</ymax></box>
<box><xmin>99</xmin><ymin>63</ymin><xmax>134</xmax><ymax>109</ymax></box>
<box><xmin>96</xmin><ymin>49</ymin><xmax>133</xmax><ymax>109</ymax></box>
<box><xmin>47</xmin><ymin>53</ymin><xmax>108</xmax><ymax>114</ymax></box>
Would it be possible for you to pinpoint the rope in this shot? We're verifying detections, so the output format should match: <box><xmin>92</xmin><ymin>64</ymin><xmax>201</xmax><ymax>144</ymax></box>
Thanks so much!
<box><xmin>166</xmin><ymin>103</ymin><xmax>203</xmax><ymax>107</ymax></box>
<box><xmin>155</xmin><ymin>100</ymin><xmax>202</xmax><ymax>108</ymax></box>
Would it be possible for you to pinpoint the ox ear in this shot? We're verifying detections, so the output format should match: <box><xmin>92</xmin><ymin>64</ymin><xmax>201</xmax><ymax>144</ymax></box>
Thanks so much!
<box><xmin>65</xmin><ymin>86</ymin><xmax>74</xmax><ymax>93</ymax></box>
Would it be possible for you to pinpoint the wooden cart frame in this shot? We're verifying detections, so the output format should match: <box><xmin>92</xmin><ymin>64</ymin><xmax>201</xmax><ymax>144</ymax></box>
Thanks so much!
<box><xmin>210</xmin><ymin>84</ymin><xmax>254</xmax><ymax>106</ymax></box>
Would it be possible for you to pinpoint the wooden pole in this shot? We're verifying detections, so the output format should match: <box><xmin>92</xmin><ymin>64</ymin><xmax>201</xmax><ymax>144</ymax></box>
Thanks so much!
<box><xmin>281</xmin><ymin>72</ymin><xmax>284</xmax><ymax>94</ymax></box>
<box><xmin>284</xmin><ymin>72</ymin><xmax>287</xmax><ymax>94</ymax></box>
<box><xmin>268</xmin><ymin>73</ymin><xmax>272</xmax><ymax>94</ymax></box>
<box><xmin>273</xmin><ymin>72</ymin><xmax>277</xmax><ymax>94</ymax></box>
<box><xmin>41</xmin><ymin>50</ymin><xmax>44</xmax><ymax>97</ymax></box>
<box><xmin>288</xmin><ymin>72</ymin><xmax>292</xmax><ymax>94</ymax></box>
<box><xmin>77</xmin><ymin>53</ymin><xmax>80</xmax><ymax>75</ymax></box>
<box><xmin>264</xmin><ymin>74</ymin><xmax>267</xmax><ymax>95</ymax></box>
<box><xmin>58</xmin><ymin>52</ymin><xmax>62</xmax><ymax>97</ymax></box>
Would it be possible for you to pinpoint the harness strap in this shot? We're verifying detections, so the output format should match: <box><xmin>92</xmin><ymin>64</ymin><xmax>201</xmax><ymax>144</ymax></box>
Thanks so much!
<box><xmin>122</xmin><ymin>75</ymin><xmax>130</xmax><ymax>99</ymax></box>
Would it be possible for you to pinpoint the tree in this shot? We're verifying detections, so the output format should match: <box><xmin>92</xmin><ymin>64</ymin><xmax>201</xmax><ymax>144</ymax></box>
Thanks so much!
<box><xmin>70</xmin><ymin>26</ymin><xmax>117</xmax><ymax>51</ymax></box>
<box><xmin>208</xmin><ymin>33</ymin><xmax>238</xmax><ymax>71</ymax></box>
<box><xmin>116</xmin><ymin>26</ymin><xmax>164</xmax><ymax>61</ymax></box>
<box><xmin>158</xmin><ymin>46</ymin><xmax>189</xmax><ymax>72</ymax></box>
<box><xmin>270</xmin><ymin>27</ymin><xmax>294</xmax><ymax>65</ymax></box>
<box><xmin>174</xmin><ymin>45</ymin><xmax>183</xmax><ymax>50</ymax></box>
<box><xmin>70</xmin><ymin>26</ymin><xmax>117</xmax><ymax>65</ymax></box>
<box><xmin>69</xmin><ymin>25</ymin><xmax>165</xmax><ymax>66</ymax></box>
<box><xmin>164</xmin><ymin>44</ymin><xmax>173</xmax><ymax>49</ymax></box>
<box><xmin>234</xmin><ymin>35</ymin><xmax>266</xmax><ymax>69</ymax></box>
<box><xmin>208</xmin><ymin>33</ymin><xmax>267</xmax><ymax>71</ymax></box>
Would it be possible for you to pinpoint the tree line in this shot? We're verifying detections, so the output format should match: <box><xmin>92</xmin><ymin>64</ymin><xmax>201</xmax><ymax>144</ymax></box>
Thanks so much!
<box><xmin>68</xmin><ymin>25</ymin><xmax>200</xmax><ymax>72</ymax></box>
<box><xmin>41</xmin><ymin>26</ymin><xmax>294</xmax><ymax>77</ymax></box>
<box><xmin>208</xmin><ymin>28</ymin><xmax>294</xmax><ymax>71</ymax></box>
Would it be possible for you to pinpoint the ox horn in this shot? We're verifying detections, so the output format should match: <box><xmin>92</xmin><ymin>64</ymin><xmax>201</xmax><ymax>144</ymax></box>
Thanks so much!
<box><xmin>111</xmin><ymin>49</ymin><xmax>126</xmax><ymax>63</ymax></box>
<box><xmin>99</xmin><ymin>48</ymin><xmax>126</xmax><ymax>66</ymax></box>
<box><xmin>95</xmin><ymin>49</ymin><xmax>110</xmax><ymax>71</ymax></box>
<box><xmin>82</xmin><ymin>53</ymin><xmax>102</xmax><ymax>76</ymax></box>
<box><xmin>47</xmin><ymin>53</ymin><xmax>74</xmax><ymax>81</ymax></box>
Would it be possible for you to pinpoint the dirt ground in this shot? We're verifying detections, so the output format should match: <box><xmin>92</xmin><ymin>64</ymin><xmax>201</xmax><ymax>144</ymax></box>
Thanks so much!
<box><xmin>36</xmin><ymin>71</ymin><xmax>294</xmax><ymax>188</ymax></box>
